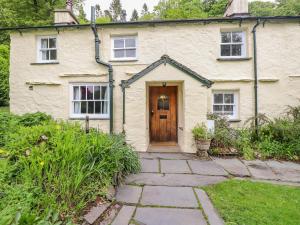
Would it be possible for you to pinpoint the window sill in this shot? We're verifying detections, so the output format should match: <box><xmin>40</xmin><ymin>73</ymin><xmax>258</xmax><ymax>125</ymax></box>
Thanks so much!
<box><xmin>217</xmin><ymin>57</ymin><xmax>252</xmax><ymax>61</ymax></box>
<box><xmin>229</xmin><ymin>119</ymin><xmax>241</xmax><ymax>123</ymax></box>
<box><xmin>31</xmin><ymin>62</ymin><xmax>59</xmax><ymax>65</ymax></box>
<box><xmin>109</xmin><ymin>59</ymin><xmax>138</xmax><ymax>63</ymax></box>
<box><xmin>69</xmin><ymin>117</ymin><xmax>110</xmax><ymax>120</ymax></box>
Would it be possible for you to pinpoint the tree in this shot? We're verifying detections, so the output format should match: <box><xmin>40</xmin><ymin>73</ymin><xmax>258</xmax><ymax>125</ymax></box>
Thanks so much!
<box><xmin>141</xmin><ymin>3</ymin><xmax>149</xmax><ymax>17</ymax></box>
<box><xmin>120</xmin><ymin>9</ymin><xmax>127</xmax><ymax>22</ymax></box>
<box><xmin>95</xmin><ymin>4</ymin><xmax>103</xmax><ymax>18</ymax></box>
<box><xmin>77</xmin><ymin>4</ymin><xmax>88</xmax><ymax>24</ymax></box>
<box><xmin>131</xmin><ymin>9</ymin><xmax>139</xmax><ymax>21</ymax></box>
<box><xmin>0</xmin><ymin>45</ymin><xmax>9</xmax><ymax>106</ymax></box>
<box><xmin>276</xmin><ymin>0</ymin><xmax>300</xmax><ymax>15</ymax></box>
<box><xmin>249</xmin><ymin>1</ymin><xmax>276</xmax><ymax>16</ymax></box>
<box><xmin>109</xmin><ymin>0</ymin><xmax>123</xmax><ymax>21</ymax></box>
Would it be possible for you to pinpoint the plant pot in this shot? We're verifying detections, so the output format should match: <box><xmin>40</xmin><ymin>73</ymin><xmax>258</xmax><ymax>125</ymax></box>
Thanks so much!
<box><xmin>195</xmin><ymin>139</ymin><xmax>211</xmax><ymax>158</ymax></box>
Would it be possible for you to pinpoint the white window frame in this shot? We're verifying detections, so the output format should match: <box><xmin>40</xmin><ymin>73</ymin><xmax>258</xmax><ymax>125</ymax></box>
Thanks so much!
<box><xmin>212</xmin><ymin>91</ymin><xmax>239</xmax><ymax>120</ymax></box>
<box><xmin>111</xmin><ymin>36</ymin><xmax>138</xmax><ymax>61</ymax></box>
<box><xmin>69</xmin><ymin>83</ymin><xmax>110</xmax><ymax>119</ymax></box>
<box><xmin>219</xmin><ymin>31</ymin><xmax>246</xmax><ymax>59</ymax></box>
<box><xmin>37</xmin><ymin>36</ymin><xmax>58</xmax><ymax>63</ymax></box>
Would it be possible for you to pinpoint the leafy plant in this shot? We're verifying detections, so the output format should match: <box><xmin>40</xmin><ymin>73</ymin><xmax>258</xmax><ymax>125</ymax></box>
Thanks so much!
<box><xmin>192</xmin><ymin>123</ymin><xmax>212</xmax><ymax>140</ymax></box>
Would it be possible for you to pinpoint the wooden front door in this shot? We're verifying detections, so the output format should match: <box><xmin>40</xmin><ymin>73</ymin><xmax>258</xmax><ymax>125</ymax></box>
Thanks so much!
<box><xmin>149</xmin><ymin>86</ymin><xmax>177</xmax><ymax>143</ymax></box>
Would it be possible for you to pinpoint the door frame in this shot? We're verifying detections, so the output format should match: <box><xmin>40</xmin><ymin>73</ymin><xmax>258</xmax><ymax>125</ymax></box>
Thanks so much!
<box><xmin>149</xmin><ymin>85</ymin><xmax>178</xmax><ymax>143</ymax></box>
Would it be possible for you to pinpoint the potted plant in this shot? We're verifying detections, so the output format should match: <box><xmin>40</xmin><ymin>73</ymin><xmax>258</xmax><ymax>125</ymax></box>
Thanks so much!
<box><xmin>192</xmin><ymin>123</ymin><xmax>213</xmax><ymax>158</ymax></box>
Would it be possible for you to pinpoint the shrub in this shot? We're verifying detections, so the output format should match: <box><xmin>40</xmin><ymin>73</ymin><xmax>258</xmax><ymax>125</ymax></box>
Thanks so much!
<box><xmin>0</xmin><ymin>115</ymin><xmax>140</xmax><ymax>223</ymax></box>
<box><xmin>192</xmin><ymin>123</ymin><xmax>212</xmax><ymax>140</ymax></box>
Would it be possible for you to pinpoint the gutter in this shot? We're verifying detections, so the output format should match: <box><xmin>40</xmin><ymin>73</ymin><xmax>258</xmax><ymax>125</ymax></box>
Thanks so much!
<box><xmin>1</xmin><ymin>16</ymin><xmax>300</xmax><ymax>31</ymax></box>
<box><xmin>91</xmin><ymin>7</ymin><xmax>114</xmax><ymax>134</ymax></box>
<box><xmin>252</xmin><ymin>19</ymin><xmax>260</xmax><ymax>134</ymax></box>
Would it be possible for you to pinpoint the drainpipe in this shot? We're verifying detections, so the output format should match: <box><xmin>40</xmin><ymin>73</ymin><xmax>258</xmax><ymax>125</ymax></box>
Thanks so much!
<box><xmin>252</xmin><ymin>19</ymin><xmax>260</xmax><ymax>135</ymax></box>
<box><xmin>91</xmin><ymin>6</ymin><xmax>114</xmax><ymax>134</ymax></box>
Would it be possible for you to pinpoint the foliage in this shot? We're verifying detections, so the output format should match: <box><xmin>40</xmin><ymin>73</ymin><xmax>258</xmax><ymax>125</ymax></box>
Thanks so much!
<box><xmin>0</xmin><ymin>44</ymin><xmax>9</xmax><ymax>106</ymax></box>
<box><xmin>192</xmin><ymin>123</ymin><xmax>213</xmax><ymax>140</ymax></box>
<box><xmin>249</xmin><ymin>1</ymin><xmax>277</xmax><ymax>16</ymax></box>
<box><xmin>131</xmin><ymin>9</ymin><xmax>139</xmax><ymax>21</ymax></box>
<box><xmin>77</xmin><ymin>4</ymin><xmax>88</xmax><ymax>24</ymax></box>
<box><xmin>109</xmin><ymin>0</ymin><xmax>123</xmax><ymax>22</ymax></box>
<box><xmin>204</xmin><ymin>180</ymin><xmax>300</xmax><ymax>225</ymax></box>
<box><xmin>0</xmin><ymin>112</ymin><xmax>140</xmax><ymax>223</ymax></box>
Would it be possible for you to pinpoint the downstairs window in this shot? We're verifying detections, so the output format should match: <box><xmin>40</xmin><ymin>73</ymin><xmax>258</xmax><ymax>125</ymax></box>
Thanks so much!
<box><xmin>213</xmin><ymin>91</ymin><xmax>238</xmax><ymax>120</ymax></box>
<box><xmin>70</xmin><ymin>84</ymin><xmax>109</xmax><ymax>119</ymax></box>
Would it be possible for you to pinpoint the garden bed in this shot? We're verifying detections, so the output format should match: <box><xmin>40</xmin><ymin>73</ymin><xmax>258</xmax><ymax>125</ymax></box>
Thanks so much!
<box><xmin>0</xmin><ymin>112</ymin><xmax>140</xmax><ymax>224</ymax></box>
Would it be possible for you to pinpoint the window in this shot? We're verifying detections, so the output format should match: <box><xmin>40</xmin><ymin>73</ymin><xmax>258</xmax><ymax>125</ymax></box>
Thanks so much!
<box><xmin>37</xmin><ymin>36</ymin><xmax>57</xmax><ymax>62</ymax></box>
<box><xmin>157</xmin><ymin>94</ymin><xmax>169</xmax><ymax>110</ymax></box>
<box><xmin>70</xmin><ymin>84</ymin><xmax>109</xmax><ymax>119</ymax></box>
<box><xmin>220</xmin><ymin>31</ymin><xmax>246</xmax><ymax>58</ymax></box>
<box><xmin>111</xmin><ymin>36</ymin><xmax>137</xmax><ymax>60</ymax></box>
<box><xmin>213</xmin><ymin>91</ymin><xmax>238</xmax><ymax>120</ymax></box>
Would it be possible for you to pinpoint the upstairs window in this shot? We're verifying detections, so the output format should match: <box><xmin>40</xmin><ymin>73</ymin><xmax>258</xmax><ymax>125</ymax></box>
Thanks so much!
<box><xmin>70</xmin><ymin>84</ymin><xmax>109</xmax><ymax>119</ymax></box>
<box><xmin>220</xmin><ymin>31</ymin><xmax>246</xmax><ymax>58</ymax></box>
<box><xmin>111</xmin><ymin>36</ymin><xmax>137</xmax><ymax>60</ymax></box>
<box><xmin>37</xmin><ymin>36</ymin><xmax>57</xmax><ymax>63</ymax></box>
<box><xmin>213</xmin><ymin>91</ymin><xmax>238</xmax><ymax>120</ymax></box>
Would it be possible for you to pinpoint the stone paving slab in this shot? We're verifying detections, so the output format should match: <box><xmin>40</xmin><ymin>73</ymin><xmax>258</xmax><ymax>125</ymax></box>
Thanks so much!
<box><xmin>195</xmin><ymin>189</ymin><xmax>224</xmax><ymax>225</ymax></box>
<box><xmin>141</xmin><ymin>186</ymin><xmax>198</xmax><ymax>207</ymax></box>
<box><xmin>116</xmin><ymin>185</ymin><xmax>142</xmax><ymax>204</ymax></box>
<box><xmin>160</xmin><ymin>160</ymin><xmax>191</xmax><ymax>174</ymax></box>
<box><xmin>266</xmin><ymin>161</ymin><xmax>300</xmax><ymax>183</ymax></box>
<box><xmin>140</xmin><ymin>159</ymin><xmax>159</xmax><ymax>173</ymax></box>
<box><xmin>188</xmin><ymin>160</ymin><xmax>228</xmax><ymax>176</ymax></box>
<box><xmin>243</xmin><ymin>160</ymin><xmax>278</xmax><ymax>180</ymax></box>
<box><xmin>84</xmin><ymin>203</ymin><xmax>111</xmax><ymax>224</ymax></box>
<box><xmin>126</xmin><ymin>173</ymin><xmax>227</xmax><ymax>187</ymax></box>
<box><xmin>134</xmin><ymin>207</ymin><xmax>207</xmax><ymax>225</ymax></box>
<box><xmin>213</xmin><ymin>158</ymin><xmax>250</xmax><ymax>177</ymax></box>
<box><xmin>111</xmin><ymin>206</ymin><xmax>136</xmax><ymax>225</ymax></box>
<box><xmin>139</xmin><ymin>152</ymin><xmax>197</xmax><ymax>160</ymax></box>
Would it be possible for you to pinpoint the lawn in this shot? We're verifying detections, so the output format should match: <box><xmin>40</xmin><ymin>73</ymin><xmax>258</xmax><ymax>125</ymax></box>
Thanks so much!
<box><xmin>204</xmin><ymin>180</ymin><xmax>300</xmax><ymax>225</ymax></box>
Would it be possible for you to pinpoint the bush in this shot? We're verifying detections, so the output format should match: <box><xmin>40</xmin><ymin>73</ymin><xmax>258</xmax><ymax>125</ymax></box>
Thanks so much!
<box><xmin>0</xmin><ymin>113</ymin><xmax>140</xmax><ymax>223</ymax></box>
<box><xmin>192</xmin><ymin>123</ymin><xmax>212</xmax><ymax>140</ymax></box>
<box><xmin>0</xmin><ymin>44</ymin><xmax>9</xmax><ymax>106</ymax></box>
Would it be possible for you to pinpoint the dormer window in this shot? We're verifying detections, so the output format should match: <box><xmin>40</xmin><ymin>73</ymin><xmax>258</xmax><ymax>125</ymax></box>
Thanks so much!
<box><xmin>220</xmin><ymin>31</ymin><xmax>246</xmax><ymax>58</ymax></box>
<box><xmin>37</xmin><ymin>36</ymin><xmax>57</xmax><ymax>63</ymax></box>
<box><xmin>111</xmin><ymin>36</ymin><xmax>137</xmax><ymax>61</ymax></box>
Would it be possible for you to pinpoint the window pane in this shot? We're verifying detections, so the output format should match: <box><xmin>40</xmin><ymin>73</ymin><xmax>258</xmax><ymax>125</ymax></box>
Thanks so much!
<box><xmin>221</xmin><ymin>32</ymin><xmax>231</xmax><ymax>43</ymax></box>
<box><xmin>125</xmin><ymin>38</ymin><xmax>136</xmax><ymax>48</ymax></box>
<box><xmin>101</xmin><ymin>101</ymin><xmax>108</xmax><ymax>114</ymax></box>
<box><xmin>232</xmin><ymin>32</ymin><xmax>243</xmax><ymax>43</ymax></box>
<box><xmin>214</xmin><ymin>94</ymin><xmax>223</xmax><ymax>104</ymax></box>
<box><xmin>80</xmin><ymin>86</ymin><xmax>86</xmax><ymax>100</ymax></box>
<box><xmin>224</xmin><ymin>94</ymin><xmax>234</xmax><ymax>104</ymax></box>
<box><xmin>213</xmin><ymin>105</ymin><xmax>223</xmax><ymax>113</ymax></box>
<box><xmin>88</xmin><ymin>102</ymin><xmax>94</xmax><ymax>114</ymax></box>
<box><xmin>74</xmin><ymin>102</ymin><xmax>80</xmax><ymax>114</ymax></box>
<box><xmin>101</xmin><ymin>86</ymin><xmax>108</xmax><ymax>100</ymax></box>
<box><xmin>95</xmin><ymin>102</ymin><xmax>101</xmax><ymax>114</ymax></box>
<box><xmin>224</xmin><ymin>105</ymin><xmax>234</xmax><ymax>115</ymax></box>
<box><xmin>114</xmin><ymin>39</ymin><xmax>124</xmax><ymax>48</ymax></box>
<box><xmin>41</xmin><ymin>39</ymin><xmax>48</xmax><ymax>48</ymax></box>
<box><xmin>49</xmin><ymin>38</ymin><xmax>56</xmax><ymax>48</ymax></box>
<box><xmin>94</xmin><ymin>86</ymin><xmax>100</xmax><ymax>100</ymax></box>
<box><xmin>125</xmin><ymin>49</ymin><xmax>136</xmax><ymax>58</ymax></box>
<box><xmin>50</xmin><ymin>50</ymin><xmax>57</xmax><ymax>60</ymax></box>
<box><xmin>114</xmin><ymin>49</ymin><xmax>125</xmax><ymax>58</ymax></box>
<box><xmin>73</xmin><ymin>86</ymin><xmax>80</xmax><ymax>100</ymax></box>
<box><xmin>232</xmin><ymin>44</ymin><xmax>242</xmax><ymax>56</ymax></box>
<box><xmin>87</xmin><ymin>86</ymin><xmax>93</xmax><ymax>100</ymax></box>
<box><xmin>41</xmin><ymin>50</ymin><xmax>49</xmax><ymax>60</ymax></box>
<box><xmin>221</xmin><ymin>45</ymin><xmax>230</xmax><ymax>56</ymax></box>
<box><xmin>81</xmin><ymin>101</ymin><xmax>87</xmax><ymax>113</ymax></box>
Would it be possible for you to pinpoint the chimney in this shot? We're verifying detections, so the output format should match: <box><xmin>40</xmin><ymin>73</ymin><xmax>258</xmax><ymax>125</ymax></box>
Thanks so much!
<box><xmin>54</xmin><ymin>0</ymin><xmax>79</xmax><ymax>25</ymax></box>
<box><xmin>224</xmin><ymin>0</ymin><xmax>249</xmax><ymax>17</ymax></box>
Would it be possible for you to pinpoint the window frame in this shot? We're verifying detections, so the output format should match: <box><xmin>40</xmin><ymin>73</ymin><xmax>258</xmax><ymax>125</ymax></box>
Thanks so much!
<box><xmin>69</xmin><ymin>83</ymin><xmax>110</xmax><ymax>119</ymax></box>
<box><xmin>111</xmin><ymin>36</ymin><xmax>138</xmax><ymax>61</ymax></box>
<box><xmin>212</xmin><ymin>91</ymin><xmax>239</xmax><ymax>120</ymax></box>
<box><xmin>219</xmin><ymin>31</ymin><xmax>246</xmax><ymax>59</ymax></box>
<box><xmin>36</xmin><ymin>35</ymin><xmax>58</xmax><ymax>63</ymax></box>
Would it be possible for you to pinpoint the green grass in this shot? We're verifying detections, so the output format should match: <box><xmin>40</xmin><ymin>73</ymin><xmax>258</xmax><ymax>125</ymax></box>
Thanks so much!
<box><xmin>204</xmin><ymin>180</ymin><xmax>300</xmax><ymax>225</ymax></box>
<box><xmin>0</xmin><ymin>106</ymin><xmax>9</xmax><ymax>112</ymax></box>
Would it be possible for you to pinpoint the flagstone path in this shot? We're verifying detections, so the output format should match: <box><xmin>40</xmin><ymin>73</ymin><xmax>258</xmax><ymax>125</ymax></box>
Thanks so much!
<box><xmin>110</xmin><ymin>153</ymin><xmax>300</xmax><ymax>225</ymax></box>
